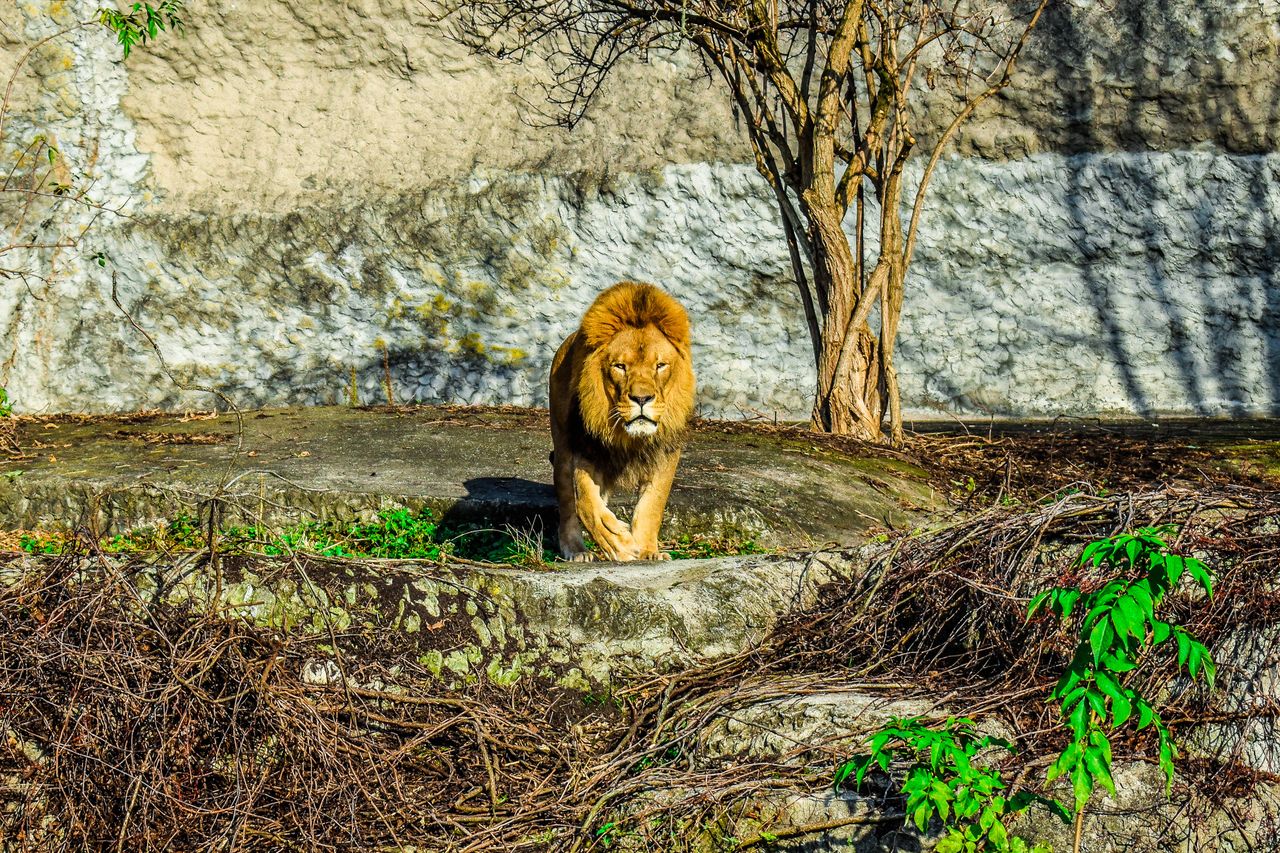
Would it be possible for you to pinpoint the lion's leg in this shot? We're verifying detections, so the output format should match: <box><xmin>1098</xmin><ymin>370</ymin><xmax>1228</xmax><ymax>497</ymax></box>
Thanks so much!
<box><xmin>573</xmin><ymin>464</ymin><xmax>638</xmax><ymax>561</ymax></box>
<box><xmin>553</xmin><ymin>451</ymin><xmax>589</xmax><ymax>561</ymax></box>
<box><xmin>629</xmin><ymin>449</ymin><xmax>680</xmax><ymax>561</ymax></box>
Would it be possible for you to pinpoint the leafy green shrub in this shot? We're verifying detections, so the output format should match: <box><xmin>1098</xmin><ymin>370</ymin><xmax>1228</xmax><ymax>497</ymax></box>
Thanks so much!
<box><xmin>0</xmin><ymin>389</ymin><xmax>12</xmax><ymax>418</ymax></box>
<box><xmin>1028</xmin><ymin>527</ymin><xmax>1215</xmax><ymax>849</ymax></box>
<box><xmin>837</xmin><ymin>716</ymin><xmax>1063</xmax><ymax>852</ymax></box>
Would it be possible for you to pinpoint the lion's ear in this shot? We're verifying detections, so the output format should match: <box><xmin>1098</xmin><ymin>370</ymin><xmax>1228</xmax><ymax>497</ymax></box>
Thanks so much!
<box><xmin>649</xmin><ymin>291</ymin><xmax>691</xmax><ymax>353</ymax></box>
<box><xmin>580</xmin><ymin>281</ymin><xmax>691</xmax><ymax>351</ymax></box>
<box><xmin>580</xmin><ymin>304</ymin><xmax>624</xmax><ymax>350</ymax></box>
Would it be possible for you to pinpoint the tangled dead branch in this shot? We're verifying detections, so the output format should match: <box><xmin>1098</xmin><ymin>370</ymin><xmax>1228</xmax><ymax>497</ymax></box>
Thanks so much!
<box><xmin>566</xmin><ymin>485</ymin><xmax>1280</xmax><ymax>847</ymax></box>
<box><xmin>2</xmin><ymin>484</ymin><xmax>1277</xmax><ymax>850</ymax></box>
<box><xmin>0</xmin><ymin>546</ymin><xmax>598</xmax><ymax>851</ymax></box>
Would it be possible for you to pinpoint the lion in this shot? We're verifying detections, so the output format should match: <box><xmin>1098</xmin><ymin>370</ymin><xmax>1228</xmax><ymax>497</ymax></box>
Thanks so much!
<box><xmin>549</xmin><ymin>281</ymin><xmax>695</xmax><ymax>562</ymax></box>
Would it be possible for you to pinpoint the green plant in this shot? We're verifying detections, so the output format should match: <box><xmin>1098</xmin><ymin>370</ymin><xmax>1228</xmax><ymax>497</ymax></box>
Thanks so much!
<box><xmin>12</xmin><ymin>508</ymin><xmax>763</xmax><ymax>566</ymax></box>
<box><xmin>595</xmin><ymin>820</ymin><xmax>621</xmax><ymax>848</ymax></box>
<box><xmin>98</xmin><ymin>1</ymin><xmax>185</xmax><ymax>58</ymax></box>
<box><xmin>666</xmin><ymin>533</ymin><xmax>769</xmax><ymax>560</ymax></box>
<box><xmin>102</xmin><ymin>514</ymin><xmax>203</xmax><ymax>552</ymax></box>
<box><xmin>837</xmin><ymin>716</ymin><xmax>1062</xmax><ymax>852</ymax></box>
<box><xmin>0</xmin><ymin>389</ymin><xmax>12</xmax><ymax>418</ymax></box>
<box><xmin>1028</xmin><ymin>527</ymin><xmax>1215</xmax><ymax>852</ymax></box>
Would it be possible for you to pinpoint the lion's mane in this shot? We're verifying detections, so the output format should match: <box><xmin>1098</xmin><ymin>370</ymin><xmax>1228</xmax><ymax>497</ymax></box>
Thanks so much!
<box><xmin>573</xmin><ymin>281</ymin><xmax>695</xmax><ymax>454</ymax></box>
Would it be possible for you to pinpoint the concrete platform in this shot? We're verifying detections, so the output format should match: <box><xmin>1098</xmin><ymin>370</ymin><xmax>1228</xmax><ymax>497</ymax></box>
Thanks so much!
<box><xmin>0</xmin><ymin>406</ymin><xmax>942</xmax><ymax>550</ymax></box>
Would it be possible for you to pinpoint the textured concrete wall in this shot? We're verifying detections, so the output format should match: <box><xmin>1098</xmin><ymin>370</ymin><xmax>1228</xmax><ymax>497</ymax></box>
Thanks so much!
<box><xmin>2</xmin><ymin>0</ymin><xmax>1278</xmax><ymax>417</ymax></box>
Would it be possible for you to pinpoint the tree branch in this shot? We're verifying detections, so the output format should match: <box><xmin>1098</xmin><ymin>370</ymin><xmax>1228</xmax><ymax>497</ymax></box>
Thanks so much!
<box><xmin>902</xmin><ymin>0</ymin><xmax>1049</xmax><ymax>268</ymax></box>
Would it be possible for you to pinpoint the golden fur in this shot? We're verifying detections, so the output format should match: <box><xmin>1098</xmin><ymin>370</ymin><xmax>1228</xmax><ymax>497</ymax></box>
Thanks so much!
<box><xmin>549</xmin><ymin>282</ymin><xmax>695</xmax><ymax>561</ymax></box>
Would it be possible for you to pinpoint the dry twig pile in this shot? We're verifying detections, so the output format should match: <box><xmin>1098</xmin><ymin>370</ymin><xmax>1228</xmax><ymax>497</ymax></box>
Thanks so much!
<box><xmin>2</xmin><ymin>484</ymin><xmax>1278</xmax><ymax>851</ymax></box>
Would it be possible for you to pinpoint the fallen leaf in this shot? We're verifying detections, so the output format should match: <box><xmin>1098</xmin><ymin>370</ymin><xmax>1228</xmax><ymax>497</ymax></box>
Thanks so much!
<box><xmin>298</xmin><ymin>450</ymin><xmax>311</xmax><ymax>458</ymax></box>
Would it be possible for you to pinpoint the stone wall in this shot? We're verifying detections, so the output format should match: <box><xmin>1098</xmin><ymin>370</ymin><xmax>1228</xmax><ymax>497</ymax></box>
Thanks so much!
<box><xmin>2</xmin><ymin>0</ymin><xmax>1278</xmax><ymax>418</ymax></box>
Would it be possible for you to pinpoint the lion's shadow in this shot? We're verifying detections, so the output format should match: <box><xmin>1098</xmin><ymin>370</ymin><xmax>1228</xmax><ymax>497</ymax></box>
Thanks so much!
<box><xmin>437</xmin><ymin>476</ymin><xmax>559</xmax><ymax>555</ymax></box>
<box><xmin>439</xmin><ymin>476</ymin><xmax>648</xmax><ymax>559</ymax></box>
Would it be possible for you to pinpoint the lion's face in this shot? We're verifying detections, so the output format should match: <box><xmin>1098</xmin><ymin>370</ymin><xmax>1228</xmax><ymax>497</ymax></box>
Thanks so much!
<box><xmin>563</xmin><ymin>281</ymin><xmax>695</xmax><ymax>451</ymax></box>
<box><xmin>597</xmin><ymin>326</ymin><xmax>683</xmax><ymax>439</ymax></box>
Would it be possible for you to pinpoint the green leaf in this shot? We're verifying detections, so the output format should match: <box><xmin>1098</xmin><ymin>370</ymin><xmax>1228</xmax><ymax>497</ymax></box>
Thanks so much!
<box><xmin>913</xmin><ymin>801</ymin><xmax>932</xmax><ymax>832</ymax></box>
<box><xmin>1090</xmin><ymin>619</ymin><xmax>1113</xmax><ymax>666</ymax></box>
<box><xmin>1151</xmin><ymin>619</ymin><xmax>1171</xmax><ymax>645</ymax></box>
<box><xmin>1086</xmin><ymin>687</ymin><xmax>1108</xmax><ymax>718</ymax></box>
<box><xmin>1202</xmin><ymin>653</ymin><xmax>1217</xmax><ymax>689</ymax></box>
<box><xmin>1058</xmin><ymin>588</ymin><xmax>1081</xmax><ymax>619</ymax></box>
<box><xmin>1054</xmin><ymin>666</ymin><xmax>1084</xmax><ymax>699</ymax></box>
<box><xmin>1095</xmin><ymin>671</ymin><xmax>1132</xmax><ymax>727</ymax></box>
<box><xmin>869</xmin><ymin>731</ymin><xmax>893</xmax><ymax>754</ymax></box>
<box><xmin>1110</xmin><ymin>611</ymin><xmax>1134</xmax><ymax>652</ymax></box>
<box><xmin>1164</xmin><ymin>554</ymin><xmax>1185</xmax><ymax>585</ymax></box>
<box><xmin>1027</xmin><ymin>589</ymin><xmax>1053</xmax><ymax>619</ymax></box>
<box><xmin>1115</xmin><ymin>594</ymin><xmax>1145</xmax><ymax>639</ymax></box>
<box><xmin>936</xmin><ymin>833</ymin><xmax>965</xmax><ymax>853</ymax></box>
<box><xmin>931</xmin><ymin>738</ymin><xmax>948</xmax><ymax>773</ymax></box>
<box><xmin>1188</xmin><ymin>642</ymin><xmax>1203</xmax><ymax>680</ymax></box>
<box><xmin>1089</xmin><ymin>728</ymin><xmax>1113</xmax><ymax>765</ymax></box>
<box><xmin>1059</xmin><ymin>683</ymin><xmax>1088</xmax><ymax>713</ymax></box>
<box><xmin>935</xmin><ymin>792</ymin><xmax>951</xmax><ymax>824</ymax></box>
<box><xmin>1082</xmin><ymin>603</ymin><xmax>1109</xmax><ymax>633</ymax></box>
<box><xmin>1136</xmin><ymin>700</ymin><xmax>1155</xmax><ymax>730</ymax></box>
<box><xmin>1083</xmin><ymin>744</ymin><xmax>1116</xmax><ymax>798</ymax></box>
<box><xmin>1185</xmin><ymin>557</ymin><xmax>1213</xmax><ymax>597</ymax></box>
<box><xmin>1175</xmin><ymin>629</ymin><xmax>1191</xmax><ymax>668</ymax></box>
<box><xmin>836</xmin><ymin>759</ymin><xmax>861</xmax><ymax>790</ymax></box>
<box><xmin>1102</xmin><ymin>649</ymin><xmax>1137</xmax><ymax>673</ymax></box>
<box><xmin>1045</xmin><ymin>796</ymin><xmax>1073</xmax><ymax>823</ymax></box>
<box><xmin>1158</xmin><ymin>734</ymin><xmax>1176</xmax><ymax>791</ymax></box>
<box><xmin>1069</xmin><ymin>697</ymin><xmax>1089</xmax><ymax>740</ymax></box>
<box><xmin>1125</xmin><ymin>538</ymin><xmax>1141</xmax><ymax>566</ymax></box>
<box><xmin>1071</xmin><ymin>760</ymin><xmax>1094</xmax><ymax>812</ymax></box>
<box><xmin>1127</xmin><ymin>579</ymin><xmax>1155</xmax><ymax>615</ymax></box>
<box><xmin>989</xmin><ymin>817</ymin><xmax>1008</xmax><ymax>848</ymax></box>
<box><xmin>1047</xmin><ymin>741</ymin><xmax>1082</xmax><ymax>783</ymax></box>
<box><xmin>1081</xmin><ymin>540</ymin><xmax>1105</xmax><ymax>567</ymax></box>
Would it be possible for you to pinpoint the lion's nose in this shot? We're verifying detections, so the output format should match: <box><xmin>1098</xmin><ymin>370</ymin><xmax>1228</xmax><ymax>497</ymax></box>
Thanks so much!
<box><xmin>630</xmin><ymin>394</ymin><xmax>655</xmax><ymax>407</ymax></box>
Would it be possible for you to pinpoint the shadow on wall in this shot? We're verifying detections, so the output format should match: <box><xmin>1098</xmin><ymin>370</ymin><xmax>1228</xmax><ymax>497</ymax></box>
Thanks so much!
<box><xmin>1048</xmin><ymin>2</ymin><xmax>1280</xmax><ymax>417</ymax></box>
<box><xmin>339</xmin><ymin>346</ymin><xmax>547</xmax><ymax>410</ymax></box>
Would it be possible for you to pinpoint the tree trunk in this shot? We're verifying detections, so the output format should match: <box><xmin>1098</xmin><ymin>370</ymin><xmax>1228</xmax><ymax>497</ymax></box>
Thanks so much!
<box><xmin>806</xmin><ymin>180</ymin><xmax>909</xmax><ymax>446</ymax></box>
<box><xmin>806</xmin><ymin>196</ymin><xmax>884</xmax><ymax>442</ymax></box>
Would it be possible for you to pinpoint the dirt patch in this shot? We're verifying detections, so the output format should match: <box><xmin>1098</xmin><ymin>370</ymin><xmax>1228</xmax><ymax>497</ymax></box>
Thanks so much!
<box><xmin>908</xmin><ymin>420</ymin><xmax>1280</xmax><ymax>506</ymax></box>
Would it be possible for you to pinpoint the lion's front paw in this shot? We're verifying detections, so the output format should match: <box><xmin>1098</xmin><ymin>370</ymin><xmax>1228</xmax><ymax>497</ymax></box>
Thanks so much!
<box><xmin>586</xmin><ymin>519</ymin><xmax>639</xmax><ymax>562</ymax></box>
<box><xmin>635</xmin><ymin>549</ymin><xmax>672</xmax><ymax>561</ymax></box>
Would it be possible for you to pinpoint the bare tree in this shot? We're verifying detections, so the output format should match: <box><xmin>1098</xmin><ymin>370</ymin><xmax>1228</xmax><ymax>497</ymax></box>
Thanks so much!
<box><xmin>453</xmin><ymin>0</ymin><xmax>1048</xmax><ymax>443</ymax></box>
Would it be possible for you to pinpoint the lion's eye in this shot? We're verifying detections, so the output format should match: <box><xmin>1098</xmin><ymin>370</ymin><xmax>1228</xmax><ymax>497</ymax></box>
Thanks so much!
<box><xmin>612</xmin><ymin>363</ymin><xmax>626</xmax><ymax>373</ymax></box>
<box><xmin>656</xmin><ymin>362</ymin><xmax>669</xmax><ymax>371</ymax></box>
